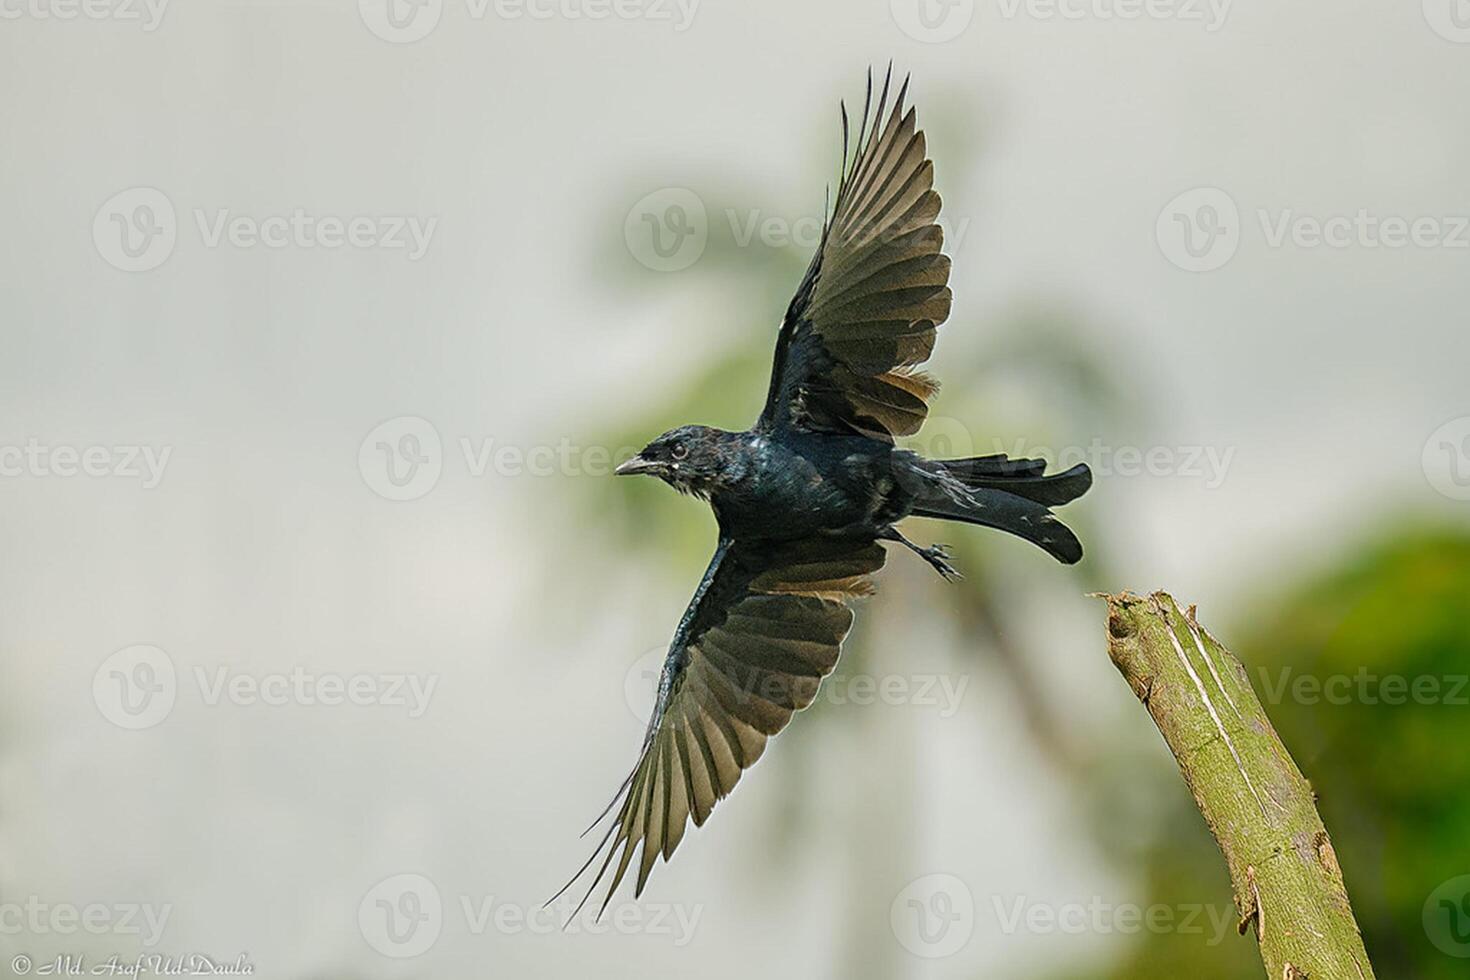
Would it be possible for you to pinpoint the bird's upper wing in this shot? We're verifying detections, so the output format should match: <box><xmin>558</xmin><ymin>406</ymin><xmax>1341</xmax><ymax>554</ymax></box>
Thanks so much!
<box><xmin>757</xmin><ymin>69</ymin><xmax>953</xmax><ymax>440</ymax></box>
<box><xmin>554</xmin><ymin>534</ymin><xmax>886</xmax><ymax>919</ymax></box>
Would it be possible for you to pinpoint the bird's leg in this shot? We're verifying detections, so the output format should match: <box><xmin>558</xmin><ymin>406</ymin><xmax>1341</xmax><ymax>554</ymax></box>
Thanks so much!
<box><xmin>879</xmin><ymin>526</ymin><xmax>962</xmax><ymax>581</ymax></box>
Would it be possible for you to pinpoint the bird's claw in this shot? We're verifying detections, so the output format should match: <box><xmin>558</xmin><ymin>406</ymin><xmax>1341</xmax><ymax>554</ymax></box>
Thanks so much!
<box><xmin>919</xmin><ymin>543</ymin><xmax>963</xmax><ymax>581</ymax></box>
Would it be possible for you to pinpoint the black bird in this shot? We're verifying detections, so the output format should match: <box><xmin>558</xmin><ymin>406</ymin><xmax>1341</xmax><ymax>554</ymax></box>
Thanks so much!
<box><xmin>555</xmin><ymin>69</ymin><xmax>1091</xmax><ymax>919</ymax></box>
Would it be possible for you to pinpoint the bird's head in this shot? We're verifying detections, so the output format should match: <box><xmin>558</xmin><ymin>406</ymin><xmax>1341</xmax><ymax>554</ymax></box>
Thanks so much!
<box><xmin>615</xmin><ymin>425</ymin><xmax>733</xmax><ymax>498</ymax></box>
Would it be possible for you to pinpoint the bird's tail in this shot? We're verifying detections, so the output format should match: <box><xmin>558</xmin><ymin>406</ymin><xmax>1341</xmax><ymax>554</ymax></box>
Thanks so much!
<box><xmin>907</xmin><ymin>454</ymin><xmax>1092</xmax><ymax>564</ymax></box>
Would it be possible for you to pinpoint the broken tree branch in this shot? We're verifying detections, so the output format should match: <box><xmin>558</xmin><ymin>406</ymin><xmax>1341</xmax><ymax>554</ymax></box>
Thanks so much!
<box><xmin>1101</xmin><ymin>590</ymin><xmax>1376</xmax><ymax>980</ymax></box>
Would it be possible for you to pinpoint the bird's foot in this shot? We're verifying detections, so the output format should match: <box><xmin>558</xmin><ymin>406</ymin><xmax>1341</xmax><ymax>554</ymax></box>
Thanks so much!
<box><xmin>917</xmin><ymin>543</ymin><xmax>962</xmax><ymax>581</ymax></box>
<box><xmin>881</xmin><ymin>527</ymin><xmax>964</xmax><ymax>581</ymax></box>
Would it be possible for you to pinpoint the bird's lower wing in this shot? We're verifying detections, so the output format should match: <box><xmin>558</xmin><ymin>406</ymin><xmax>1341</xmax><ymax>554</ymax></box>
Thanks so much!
<box><xmin>552</xmin><ymin>535</ymin><xmax>886</xmax><ymax>920</ymax></box>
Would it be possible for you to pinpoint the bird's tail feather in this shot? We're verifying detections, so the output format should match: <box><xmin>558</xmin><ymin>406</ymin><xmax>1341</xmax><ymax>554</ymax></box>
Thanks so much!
<box><xmin>909</xmin><ymin>455</ymin><xmax>1091</xmax><ymax>564</ymax></box>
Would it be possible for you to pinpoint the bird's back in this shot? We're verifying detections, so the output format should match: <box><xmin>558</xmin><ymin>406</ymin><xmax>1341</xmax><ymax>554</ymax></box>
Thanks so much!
<box><xmin>711</xmin><ymin>429</ymin><xmax>906</xmax><ymax>542</ymax></box>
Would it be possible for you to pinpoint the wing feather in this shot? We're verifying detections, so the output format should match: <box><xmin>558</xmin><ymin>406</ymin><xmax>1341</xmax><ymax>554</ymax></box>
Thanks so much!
<box><xmin>679</xmin><ymin>718</ymin><xmax>716</xmax><ymax>826</ymax></box>
<box><xmin>663</xmin><ymin>726</ymin><xmax>693</xmax><ymax>858</ymax></box>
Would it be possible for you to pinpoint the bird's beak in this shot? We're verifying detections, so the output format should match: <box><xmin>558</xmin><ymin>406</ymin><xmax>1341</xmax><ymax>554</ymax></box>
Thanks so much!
<box><xmin>614</xmin><ymin>454</ymin><xmax>659</xmax><ymax>476</ymax></box>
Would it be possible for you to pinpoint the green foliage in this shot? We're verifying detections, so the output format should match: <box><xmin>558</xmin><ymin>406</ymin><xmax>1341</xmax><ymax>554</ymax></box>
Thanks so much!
<box><xmin>1240</xmin><ymin>529</ymin><xmax>1470</xmax><ymax>978</ymax></box>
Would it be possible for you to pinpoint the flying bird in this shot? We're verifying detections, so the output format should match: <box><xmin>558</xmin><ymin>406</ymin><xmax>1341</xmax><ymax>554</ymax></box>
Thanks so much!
<box><xmin>554</xmin><ymin>69</ymin><xmax>1091</xmax><ymax>920</ymax></box>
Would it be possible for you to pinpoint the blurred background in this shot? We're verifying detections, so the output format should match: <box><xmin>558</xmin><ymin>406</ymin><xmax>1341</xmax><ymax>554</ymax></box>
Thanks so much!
<box><xmin>1</xmin><ymin>1</ymin><xmax>1468</xmax><ymax>977</ymax></box>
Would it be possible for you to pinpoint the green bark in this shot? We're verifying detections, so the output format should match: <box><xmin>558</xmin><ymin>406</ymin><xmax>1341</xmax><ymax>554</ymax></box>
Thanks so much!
<box><xmin>1102</xmin><ymin>591</ymin><xmax>1376</xmax><ymax>980</ymax></box>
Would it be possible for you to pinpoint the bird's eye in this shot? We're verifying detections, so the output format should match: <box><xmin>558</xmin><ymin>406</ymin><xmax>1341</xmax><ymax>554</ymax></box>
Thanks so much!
<box><xmin>670</xmin><ymin>443</ymin><xmax>688</xmax><ymax>460</ymax></box>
